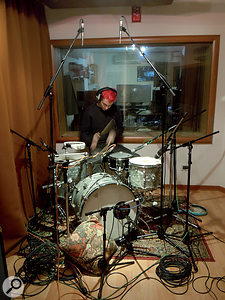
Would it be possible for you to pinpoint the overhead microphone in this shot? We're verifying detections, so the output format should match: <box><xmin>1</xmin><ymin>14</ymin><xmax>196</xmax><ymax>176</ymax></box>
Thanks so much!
<box><xmin>119</xmin><ymin>17</ymin><xmax>123</xmax><ymax>44</ymax></box>
<box><xmin>81</xmin><ymin>19</ymin><xmax>84</xmax><ymax>46</ymax></box>
<box><xmin>131</xmin><ymin>142</ymin><xmax>148</xmax><ymax>153</ymax></box>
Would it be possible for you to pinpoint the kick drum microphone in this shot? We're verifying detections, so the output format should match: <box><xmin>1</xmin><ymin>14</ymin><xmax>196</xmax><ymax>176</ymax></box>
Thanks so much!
<box><xmin>119</xmin><ymin>16</ymin><xmax>123</xmax><ymax>44</ymax></box>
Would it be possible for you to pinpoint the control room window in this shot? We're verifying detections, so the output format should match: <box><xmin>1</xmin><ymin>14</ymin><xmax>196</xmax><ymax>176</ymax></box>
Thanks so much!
<box><xmin>51</xmin><ymin>35</ymin><xmax>219</xmax><ymax>144</ymax></box>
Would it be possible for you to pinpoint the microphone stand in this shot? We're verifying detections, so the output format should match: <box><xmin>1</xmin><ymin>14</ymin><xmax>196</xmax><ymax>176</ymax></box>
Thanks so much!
<box><xmin>121</xmin><ymin>25</ymin><xmax>175</xmax><ymax>240</ymax></box>
<box><xmin>171</xmin><ymin>130</ymin><xmax>219</xmax><ymax>271</ymax></box>
<box><xmin>37</xmin><ymin>20</ymin><xmax>83</xmax><ymax>243</ymax></box>
<box><xmin>170</xmin><ymin>109</ymin><xmax>206</xmax><ymax>211</ymax></box>
<box><xmin>10</xmin><ymin>129</ymin><xmax>46</xmax><ymax>220</ymax></box>
<box><xmin>85</xmin><ymin>204</ymin><xmax>134</xmax><ymax>299</ymax></box>
<box><xmin>163</xmin><ymin>112</ymin><xmax>189</xmax><ymax>208</ymax></box>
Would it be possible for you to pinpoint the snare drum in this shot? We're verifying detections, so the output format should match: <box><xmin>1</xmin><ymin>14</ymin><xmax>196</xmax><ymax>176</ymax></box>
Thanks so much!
<box><xmin>72</xmin><ymin>173</ymin><xmax>137</xmax><ymax>240</ymax></box>
<box><xmin>129</xmin><ymin>156</ymin><xmax>161</xmax><ymax>190</ymax></box>
<box><xmin>108</xmin><ymin>151</ymin><xmax>133</xmax><ymax>172</ymax></box>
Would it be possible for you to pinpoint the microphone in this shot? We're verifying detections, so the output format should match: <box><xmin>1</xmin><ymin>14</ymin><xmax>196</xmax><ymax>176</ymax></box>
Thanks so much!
<box><xmin>131</xmin><ymin>142</ymin><xmax>148</xmax><ymax>153</ymax></box>
<box><xmin>40</xmin><ymin>139</ymin><xmax>58</xmax><ymax>155</ymax></box>
<box><xmin>81</xmin><ymin>19</ymin><xmax>84</xmax><ymax>46</ymax></box>
<box><xmin>154</xmin><ymin>144</ymin><xmax>169</xmax><ymax>159</ymax></box>
<box><xmin>119</xmin><ymin>17</ymin><xmax>123</xmax><ymax>44</ymax></box>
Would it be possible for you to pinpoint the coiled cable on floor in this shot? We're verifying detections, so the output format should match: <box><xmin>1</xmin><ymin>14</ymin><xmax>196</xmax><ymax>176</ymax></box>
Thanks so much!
<box><xmin>156</xmin><ymin>255</ymin><xmax>192</xmax><ymax>287</ymax></box>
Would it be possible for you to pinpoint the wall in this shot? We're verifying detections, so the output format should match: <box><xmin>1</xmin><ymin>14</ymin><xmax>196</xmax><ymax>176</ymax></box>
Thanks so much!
<box><xmin>46</xmin><ymin>1</ymin><xmax>225</xmax><ymax>187</ymax></box>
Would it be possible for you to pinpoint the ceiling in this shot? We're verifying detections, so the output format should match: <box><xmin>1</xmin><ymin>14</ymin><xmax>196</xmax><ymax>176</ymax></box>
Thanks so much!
<box><xmin>39</xmin><ymin>0</ymin><xmax>173</xmax><ymax>9</ymax></box>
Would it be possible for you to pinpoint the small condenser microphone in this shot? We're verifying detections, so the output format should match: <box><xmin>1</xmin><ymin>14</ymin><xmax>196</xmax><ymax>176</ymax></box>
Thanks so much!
<box><xmin>154</xmin><ymin>144</ymin><xmax>169</xmax><ymax>159</ymax></box>
<box><xmin>81</xmin><ymin>19</ymin><xmax>84</xmax><ymax>46</ymax></box>
<box><xmin>119</xmin><ymin>17</ymin><xmax>123</xmax><ymax>44</ymax></box>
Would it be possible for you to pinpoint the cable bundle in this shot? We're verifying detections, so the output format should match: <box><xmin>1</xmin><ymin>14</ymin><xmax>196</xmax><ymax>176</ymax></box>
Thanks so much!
<box><xmin>16</xmin><ymin>235</ymin><xmax>59</xmax><ymax>285</ymax></box>
<box><xmin>156</xmin><ymin>255</ymin><xmax>192</xmax><ymax>287</ymax></box>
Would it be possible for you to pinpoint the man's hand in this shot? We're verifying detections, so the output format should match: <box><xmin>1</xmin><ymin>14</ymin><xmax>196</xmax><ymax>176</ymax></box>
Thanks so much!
<box><xmin>106</xmin><ymin>129</ymin><xmax>116</xmax><ymax>146</ymax></box>
<box><xmin>90</xmin><ymin>132</ymin><xmax>100</xmax><ymax>151</ymax></box>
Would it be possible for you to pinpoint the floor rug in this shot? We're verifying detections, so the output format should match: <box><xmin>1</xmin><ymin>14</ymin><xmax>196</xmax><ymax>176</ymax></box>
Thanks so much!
<box><xmin>113</xmin><ymin>195</ymin><xmax>214</xmax><ymax>262</ymax></box>
<box><xmin>26</xmin><ymin>195</ymin><xmax>214</xmax><ymax>264</ymax></box>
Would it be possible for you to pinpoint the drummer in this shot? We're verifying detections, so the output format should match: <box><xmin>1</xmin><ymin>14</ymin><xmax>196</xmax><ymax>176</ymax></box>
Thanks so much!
<box><xmin>80</xmin><ymin>87</ymin><xmax>132</xmax><ymax>173</ymax></box>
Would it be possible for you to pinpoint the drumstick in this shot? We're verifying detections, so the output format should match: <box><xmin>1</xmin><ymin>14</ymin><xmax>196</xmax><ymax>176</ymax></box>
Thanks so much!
<box><xmin>100</xmin><ymin>119</ymin><xmax>116</xmax><ymax>136</ymax></box>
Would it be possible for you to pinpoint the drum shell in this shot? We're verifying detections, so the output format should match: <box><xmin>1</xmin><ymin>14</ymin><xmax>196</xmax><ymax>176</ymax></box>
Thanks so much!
<box><xmin>129</xmin><ymin>157</ymin><xmax>161</xmax><ymax>190</ymax></box>
<box><xmin>71</xmin><ymin>172</ymin><xmax>137</xmax><ymax>240</ymax></box>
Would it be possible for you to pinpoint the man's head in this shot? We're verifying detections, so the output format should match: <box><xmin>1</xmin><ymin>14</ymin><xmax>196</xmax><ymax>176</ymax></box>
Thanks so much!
<box><xmin>96</xmin><ymin>87</ymin><xmax>117</xmax><ymax>111</ymax></box>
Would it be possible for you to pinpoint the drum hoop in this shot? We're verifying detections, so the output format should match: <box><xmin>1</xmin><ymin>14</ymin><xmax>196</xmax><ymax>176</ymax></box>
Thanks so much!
<box><xmin>109</xmin><ymin>152</ymin><xmax>133</xmax><ymax>160</ymax></box>
<box><xmin>129</xmin><ymin>156</ymin><xmax>161</xmax><ymax>167</ymax></box>
<box><xmin>129</xmin><ymin>162</ymin><xmax>161</xmax><ymax>168</ymax></box>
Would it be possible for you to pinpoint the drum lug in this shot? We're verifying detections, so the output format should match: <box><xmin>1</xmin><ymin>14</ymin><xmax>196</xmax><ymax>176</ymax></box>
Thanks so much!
<box><xmin>151</xmin><ymin>174</ymin><xmax>156</xmax><ymax>181</ymax></box>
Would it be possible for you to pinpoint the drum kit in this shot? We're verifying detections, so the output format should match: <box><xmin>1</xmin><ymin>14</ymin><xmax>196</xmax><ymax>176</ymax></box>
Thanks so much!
<box><xmin>43</xmin><ymin>141</ymin><xmax>162</xmax><ymax>243</ymax></box>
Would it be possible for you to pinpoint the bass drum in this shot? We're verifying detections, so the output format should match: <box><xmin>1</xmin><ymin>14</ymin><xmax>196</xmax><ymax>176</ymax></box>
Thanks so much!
<box><xmin>72</xmin><ymin>173</ymin><xmax>138</xmax><ymax>241</ymax></box>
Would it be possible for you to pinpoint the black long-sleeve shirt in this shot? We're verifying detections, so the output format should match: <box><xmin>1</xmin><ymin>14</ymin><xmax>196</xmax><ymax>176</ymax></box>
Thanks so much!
<box><xmin>80</xmin><ymin>102</ymin><xmax>123</xmax><ymax>147</ymax></box>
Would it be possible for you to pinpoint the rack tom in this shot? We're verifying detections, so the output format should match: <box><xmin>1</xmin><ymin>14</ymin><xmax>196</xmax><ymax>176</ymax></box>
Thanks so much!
<box><xmin>108</xmin><ymin>151</ymin><xmax>133</xmax><ymax>172</ymax></box>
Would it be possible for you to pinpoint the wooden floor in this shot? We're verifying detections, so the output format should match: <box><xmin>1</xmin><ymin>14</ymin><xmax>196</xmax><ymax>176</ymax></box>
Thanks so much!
<box><xmin>6</xmin><ymin>188</ymin><xmax>225</xmax><ymax>300</ymax></box>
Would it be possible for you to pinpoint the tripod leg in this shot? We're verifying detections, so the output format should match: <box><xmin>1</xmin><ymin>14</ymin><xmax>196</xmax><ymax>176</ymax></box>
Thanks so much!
<box><xmin>98</xmin><ymin>270</ymin><xmax>106</xmax><ymax>299</ymax></box>
<box><xmin>184</xmin><ymin>232</ymin><xmax>198</xmax><ymax>272</ymax></box>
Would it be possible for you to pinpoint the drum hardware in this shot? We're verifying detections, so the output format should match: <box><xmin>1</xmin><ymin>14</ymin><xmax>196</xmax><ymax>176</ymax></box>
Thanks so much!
<box><xmin>62</xmin><ymin>161</ymin><xmax>70</xmax><ymax>235</ymax></box>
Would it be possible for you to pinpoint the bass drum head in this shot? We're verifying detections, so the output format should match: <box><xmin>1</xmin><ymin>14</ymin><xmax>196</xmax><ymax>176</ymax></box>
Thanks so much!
<box><xmin>72</xmin><ymin>173</ymin><xmax>137</xmax><ymax>241</ymax></box>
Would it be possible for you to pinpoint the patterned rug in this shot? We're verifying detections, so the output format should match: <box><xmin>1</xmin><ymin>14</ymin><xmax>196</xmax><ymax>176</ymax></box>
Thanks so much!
<box><xmin>113</xmin><ymin>195</ymin><xmax>214</xmax><ymax>262</ymax></box>
<box><xmin>29</xmin><ymin>194</ymin><xmax>214</xmax><ymax>265</ymax></box>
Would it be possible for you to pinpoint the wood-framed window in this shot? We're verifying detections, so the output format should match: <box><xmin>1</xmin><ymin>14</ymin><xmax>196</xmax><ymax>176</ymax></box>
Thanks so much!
<box><xmin>51</xmin><ymin>35</ymin><xmax>219</xmax><ymax>144</ymax></box>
